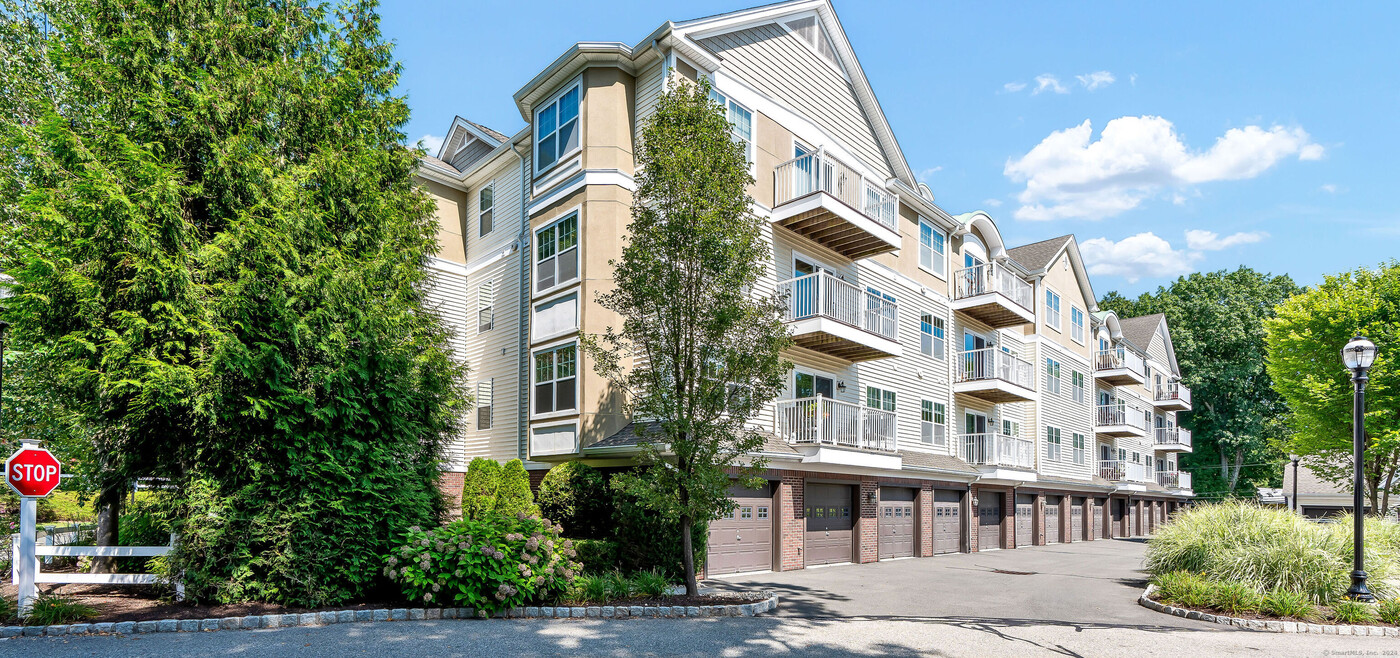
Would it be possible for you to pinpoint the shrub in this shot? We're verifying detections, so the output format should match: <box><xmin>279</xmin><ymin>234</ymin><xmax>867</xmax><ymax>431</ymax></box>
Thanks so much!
<box><xmin>1331</xmin><ymin>600</ymin><xmax>1376</xmax><ymax>624</ymax></box>
<box><xmin>604</xmin><ymin>570</ymin><xmax>632</xmax><ymax>600</ymax></box>
<box><xmin>1145</xmin><ymin>501</ymin><xmax>1398</xmax><ymax>603</ymax></box>
<box><xmin>569</xmin><ymin>574</ymin><xmax>608</xmax><ymax>604</ymax></box>
<box><xmin>0</xmin><ymin>597</ymin><xmax>13</xmax><ymax>622</ymax></box>
<box><xmin>24</xmin><ymin>595</ymin><xmax>95</xmax><ymax>626</ymax></box>
<box><xmin>631</xmin><ymin>568</ymin><xmax>673</xmax><ymax>598</ymax></box>
<box><xmin>1209</xmin><ymin>581</ymin><xmax>1262</xmax><ymax>615</ymax></box>
<box><xmin>573</xmin><ymin>539</ymin><xmax>618</xmax><ymax>574</ymax></box>
<box><xmin>384</xmin><ymin>513</ymin><xmax>580</xmax><ymax>615</ymax></box>
<box><xmin>1378</xmin><ymin>598</ymin><xmax>1400</xmax><ymax>625</ymax></box>
<box><xmin>611</xmin><ymin>485</ymin><xmax>706</xmax><ymax>576</ymax></box>
<box><xmin>117</xmin><ymin>500</ymin><xmax>173</xmax><ymax>572</ymax></box>
<box><xmin>537</xmin><ymin>462</ymin><xmax>610</xmax><ymax>539</ymax></box>
<box><xmin>462</xmin><ymin>458</ymin><xmax>502</xmax><ymax>520</ymax></box>
<box><xmin>495</xmin><ymin>460</ymin><xmax>539</xmax><ymax>519</ymax></box>
<box><xmin>1152</xmin><ymin>571</ymin><xmax>1209</xmax><ymax>608</ymax></box>
<box><xmin>1262</xmin><ymin>589</ymin><xmax>1316</xmax><ymax>620</ymax></box>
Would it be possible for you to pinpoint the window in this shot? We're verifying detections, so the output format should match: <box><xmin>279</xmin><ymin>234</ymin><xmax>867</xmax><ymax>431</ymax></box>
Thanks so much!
<box><xmin>1045</xmin><ymin>358</ymin><xmax>1062</xmax><ymax>395</ymax></box>
<box><xmin>478</xmin><ymin>184</ymin><xmax>494</xmax><ymax>237</ymax></box>
<box><xmin>708</xmin><ymin>89</ymin><xmax>753</xmax><ymax>164</ymax></box>
<box><xmin>866</xmin><ymin>386</ymin><xmax>895</xmax><ymax>412</ymax></box>
<box><xmin>1002</xmin><ymin>420</ymin><xmax>1020</xmax><ymax>437</ymax></box>
<box><xmin>922</xmin><ymin>400</ymin><xmax>946</xmax><ymax>446</ymax></box>
<box><xmin>536</xmin><ymin>213</ymin><xmax>579</xmax><ymax>292</ymax></box>
<box><xmin>1072</xmin><ymin>433</ymin><xmax>1085</xmax><ymax>465</ymax></box>
<box><xmin>477</xmin><ymin>379</ymin><xmax>493</xmax><ymax>430</ymax></box>
<box><xmin>533</xmin><ymin>344</ymin><xmax>577</xmax><ymax>415</ymax></box>
<box><xmin>1071</xmin><ymin>371</ymin><xmax>1085</xmax><ymax>404</ymax></box>
<box><xmin>1045</xmin><ymin>288</ymin><xmax>1062</xmax><ymax>330</ymax></box>
<box><xmin>1045</xmin><ymin>426</ymin><xmax>1062</xmax><ymax>461</ymax></box>
<box><xmin>478</xmin><ymin>280</ymin><xmax>495</xmax><ymax>333</ymax></box>
<box><xmin>757</xmin><ymin>506</ymin><xmax>769</xmax><ymax>519</ymax></box>
<box><xmin>535</xmin><ymin>83</ymin><xmax>580</xmax><ymax>173</ymax></box>
<box><xmin>919</xmin><ymin>219</ymin><xmax>946</xmax><ymax>277</ymax></box>
<box><xmin>920</xmin><ymin>314</ymin><xmax>945</xmax><ymax>359</ymax></box>
<box><xmin>1071</xmin><ymin>306</ymin><xmax>1085</xmax><ymax>344</ymax></box>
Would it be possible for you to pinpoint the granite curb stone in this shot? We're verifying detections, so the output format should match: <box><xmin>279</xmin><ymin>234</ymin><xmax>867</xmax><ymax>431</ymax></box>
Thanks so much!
<box><xmin>1139</xmin><ymin>584</ymin><xmax>1395</xmax><ymax>635</ymax></box>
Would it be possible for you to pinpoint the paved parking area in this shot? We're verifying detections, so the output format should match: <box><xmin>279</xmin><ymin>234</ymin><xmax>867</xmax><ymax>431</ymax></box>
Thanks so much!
<box><xmin>710</xmin><ymin>537</ymin><xmax>1199</xmax><ymax>626</ymax></box>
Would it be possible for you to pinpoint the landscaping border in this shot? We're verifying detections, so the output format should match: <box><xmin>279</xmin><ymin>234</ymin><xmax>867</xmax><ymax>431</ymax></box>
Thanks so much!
<box><xmin>1139</xmin><ymin>584</ymin><xmax>1398</xmax><ymax>636</ymax></box>
<box><xmin>0</xmin><ymin>592</ymin><xmax>778</xmax><ymax>638</ymax></box>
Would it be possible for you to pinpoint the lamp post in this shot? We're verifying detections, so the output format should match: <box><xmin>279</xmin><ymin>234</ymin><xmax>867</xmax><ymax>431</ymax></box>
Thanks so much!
<box><xmin>1289</xmin><ymin>453</ymin><xmax>1300</xmax><ymax>513</ymax></box>
<box><xmin>1342</xmin><ymin>335</ymin><xmax>1377</xmax><ymax>602</ymax></box>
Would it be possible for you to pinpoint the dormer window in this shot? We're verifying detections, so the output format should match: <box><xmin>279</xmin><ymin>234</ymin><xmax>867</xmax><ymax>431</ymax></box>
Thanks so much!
<box><xmin>535</xmin><ymin>82</ymin><xmax>580</xmax><ymax>175</ymax></box>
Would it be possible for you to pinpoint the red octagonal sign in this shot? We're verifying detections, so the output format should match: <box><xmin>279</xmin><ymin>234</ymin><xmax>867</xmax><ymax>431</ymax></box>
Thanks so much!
<box><xmin>6</xmin><ymin>447</ymin><xmax>62</xmax><ymax>498</ymax></box>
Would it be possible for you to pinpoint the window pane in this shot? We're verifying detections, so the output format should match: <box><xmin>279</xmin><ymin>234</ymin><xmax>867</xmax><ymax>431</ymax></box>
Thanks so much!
<box><xmin>537</xmin><ymin>135</ymin><xmax>556</xmax><ymax>169</ymax></box>
<box><xmin>535</xmin><ymin>382</ymin><xmax>554</xmax><ymax>414</ymax></box>
<box><xmin>558</xmin><ymin>118</ymin><xmax>578</xmax><ymax>157</ymax></box>
<box><xmin>558</xmin><ymin>87</ymin><xmax>579</xmax><ymax>123</ymax></box>
<box><xmin>556</xmin><ymin>346</ymin><xmax>576</xmax><ymax>378</ymax></box>
<box><xmin>538</xmin><ymin>227</ymin><xmax>556</xmax><ymax>259</ymax></box>
<box><xmin>480</xmin><ymin>210</ymin><xmax>493</xmax><ymax>236</ymax></box>
<box><xmin>480</xmin><ymin>186</ymin><xmax>493</xmax><ymax>211</ymax></box>
<box><xmin>536</xmin><ymin>259</ymin><xmax>555</xmax><ymax>292</ymax></box>
<box><xmin>535</xmin><ymin>352</ymin><xmax>554</xmax><ymax>381</ymax></box>
<box><xmin>539</xmin><ymin>103</ymin><xmax>557</xmax><ymax>135</ymax></box>
<box><xmin>730</xmin><ymin>104</ymin><xmax>752</xmax><ymax>142</ymax></box>
<box><xmin>558</xmin><ymin>247</ymin><xmax>578</xmax><ymax>284</ymax></box>
<box><xmin>556</xmin><ymin>377</ymin><xmax>576</xmax><ymax>411</ymax></box>
<box><xmin>557</xmin><ymin>216</ymin><xmax>578</xmax><ymax>249</ymax></box>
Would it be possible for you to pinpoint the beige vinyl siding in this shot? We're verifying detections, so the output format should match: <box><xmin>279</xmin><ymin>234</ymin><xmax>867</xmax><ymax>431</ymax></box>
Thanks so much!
<box><xmin>422</xmin><ymin>262</ymin><xmax>475</xmax><ymax>467</ymax></box>
<box><xmin>460</xmin><ymin>256</ymin><xmax>524</xmax><ymax>464</ymax></box>
<box><xmin>633</xmin><ymin>59</ymin><xmax>665</xmax><ymax>145</ymax></box>
<box><xmin>466</xmin><ymin>154</ymin><xmax>524</xmax><ymax>262</ymax></box>
<box><xmin>1034</xmin><ymin>341</ymin><xmax>1094</xmax><ymax>481</ymax></box>
<box><xmin>700</xmin><ymin>23</ymin><xmax>892</xmax><ymax>180</ymax></box>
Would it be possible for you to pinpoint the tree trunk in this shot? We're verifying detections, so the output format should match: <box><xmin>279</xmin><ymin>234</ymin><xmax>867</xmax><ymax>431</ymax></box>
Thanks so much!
<box><xmin>680</xmin><ymin>513</ymin><xmax>698</xmax><ymax>596</ymax></box>
<box><xmin>1382</xmin><ymin>457</ymin><xmax>1395</xmax><ymax>520</ymax></box>
<box><xmin>90</xmin><ymin>480</ymin><xmax>124</xmax><ymax>574</ymax></box>
<box><xmin>1227</xmin><ymin>447</ymin><xmax>1244</xmax><ymax>492</ymax></box>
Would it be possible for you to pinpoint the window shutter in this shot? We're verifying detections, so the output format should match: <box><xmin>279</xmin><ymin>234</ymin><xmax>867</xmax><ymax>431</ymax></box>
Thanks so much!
<box><xmin>478</xmin><ymin>279</ymin><xmax>495</xmax><ymax>332</ymax></box>
<box><xmin>477</xmin><ymin>379</ymin><xmax>493</xmax><ymax>430</ymax></box>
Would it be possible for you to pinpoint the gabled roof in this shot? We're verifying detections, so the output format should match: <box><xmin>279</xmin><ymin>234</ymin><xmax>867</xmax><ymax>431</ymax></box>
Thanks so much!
<box><xmin>1282</xmin><ymin>462</ymin><xmax>1350</xmax><ymax>497</ymax></box>
<box><xmin>1007</xmin><ymin>235</ymin><xmax>1074</xmax><ymax>271</ymax></box>
<box><xmin>437</xmin><ymin>116</ymin><xmax>507</xmax><ymax>161</ymax></box>
<box><xmin>1118</xmin><ymin>314</ymin><xmax>1164</xmax><ymax>351</ymax></box>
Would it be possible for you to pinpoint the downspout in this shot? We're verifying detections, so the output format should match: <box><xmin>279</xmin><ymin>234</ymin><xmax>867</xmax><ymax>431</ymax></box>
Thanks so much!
<box><xmin>513</xmin><ymin>138</ymin><xmax>530</xmax><ymax>462</ymax></box>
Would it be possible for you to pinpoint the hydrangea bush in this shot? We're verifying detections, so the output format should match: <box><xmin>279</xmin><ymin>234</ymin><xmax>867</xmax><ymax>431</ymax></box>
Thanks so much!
<box><xmin>384</xmin><ymin>512</ymin><xmax>580</xmax><ymax>613</ymax></box>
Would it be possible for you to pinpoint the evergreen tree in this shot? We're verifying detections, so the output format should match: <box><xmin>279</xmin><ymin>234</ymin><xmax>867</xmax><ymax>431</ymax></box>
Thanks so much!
<box><xmin>0</xmin><ymin>0</ymin><xmax>467</xmax><ymax>604</ymax></box>
<box><xmin>494</xmin><ymin>459</ymin><xmax>539</xmax><ymax>518</ymax></box>
<box><xmin>461</xmin><ymin>457</ymin><xmax>501</xmax><ymax>520</ymax></box>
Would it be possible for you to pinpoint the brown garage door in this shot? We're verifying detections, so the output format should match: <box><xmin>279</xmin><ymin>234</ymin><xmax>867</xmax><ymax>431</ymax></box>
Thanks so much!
<box><xmin>805</xmin><ymin>483</ymin><xmax>853</xmax><ymax>566</ymax></box>
<box><xmin>933</xmin><ymin>489</ymin><xmax>961</xmax><ymax>554</ymax></box>
<box><xmin>707</xmin><ymin>482</ymin><xmax>774</xmax><ymax>576</ymax></box>
<box><xmin>1075</xmin><ymin>498</ymin><xmax>1086</xmax><ymax>540</ymax></box>
<box><xmin>977</xmin><ymin>493</ymin><xmax>1002</xmax><ymax>550</ymax></box>
<box><xmin>1092</xmin><ymin>498</ymin><xmax>1105</xmax><ymax>540</ymax></box>
<box><xmin>1130</xmin><ymin>501</ymin><xmax>1139</xmax><ymax>536</ymax></box>
<box><xmin>1111</xmin><ymin>499</ymin><xmax>1124</xmax><ymax>537</ymax></box>
<box><xmin>878</xmin><ymin>487</ymin><xmax>916</xmax><ymax>559</ymax></box>
<box><xmin>1044</xmin><ymin>495</ymin><xmax>1061</xmax><ymax>543</ymax></box>
<box><xmin>1015</xmin><ymin>494</ymin><xmax>1034</xmax><ymax>548</ymax></box>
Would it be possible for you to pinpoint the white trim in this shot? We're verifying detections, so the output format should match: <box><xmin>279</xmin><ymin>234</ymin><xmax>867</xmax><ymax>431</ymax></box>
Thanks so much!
<box><xmin>529</xmin><ymin>420</ymin><xmax>581</xmax><ymax>459</ymax></box>
<box><xmin>529</xmin><ymin>339</ymin><xmax>580</xmax><ymax>420</ymax></box>
<box><xmin>527</xmin><ymin>169</ymin><xmax>636</xmax><ymax>217</ymax></box>
<box><xmin>532</xmin><ymin>74</ymin><xmax>584</xmax><ymax>179</ymax></box>
<box><xmin>478</xmin><ymin>180</ymin><xmax>496</xmax><ymax>237</ymax></box>
<box><xmin>530</xmin><ymin>291</ymin><xmax>581</xmax><ymax>345</ymax></box>
<box><xmin>918</xmin><ymin>216</ymin><xmax>948</xmax><ymax>279</ymax></box>
<box><xmin>532</xmin><ymin>207</ymin><xmax>582</xmax><ymax>298</ymax></box>
<box><xmin>1043</xmin><ymin>285</ymin><xmax>1063</xmax><ymax>332</ymax></box>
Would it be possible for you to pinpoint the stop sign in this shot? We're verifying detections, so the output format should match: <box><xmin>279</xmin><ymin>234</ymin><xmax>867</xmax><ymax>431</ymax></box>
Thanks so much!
<box><xmin>6</xmin><ymin>447</ymin><xmax>62</xmax><ymax>498</ymax></box>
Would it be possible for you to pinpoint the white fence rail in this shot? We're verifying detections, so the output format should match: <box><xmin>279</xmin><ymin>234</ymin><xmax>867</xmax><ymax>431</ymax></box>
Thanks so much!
<box><xmin>1098</xmin><ymin>459</ymin><xmax>1151</xmax><ymax>483</ymax></box>
<box><xmin>775</xmin><ymin>396</ymin><xmax>897</xmax><ymax>452</ymax></box>
<box><xmin>13</xmin><ymin>532</ymin><xmax>182</xmax><ymax>598</ymax></box>
<box><xmin>1096</xmin><ymin>404</ymin><xmax>1149</xmax><ymax>431</ymax></box>
<box><xmin>779</xmin><ymin>271</ymin><xmax>899</xmax><ymax>341</ymax></box>
<box><xmin>1156</xmin><ymin>381</ymin><xmax>1192</xmax><ymax>406</ymax></box>
<box><xmin>1154</xmin><ymin>426</ymin><xmax>1193</xmax><ymax>448</ymax></box>
<box><xmin>956</xmin><ymin>348</ymin><xmax>1035</xmax><ymax>390</ymax></box>
<box><xmin>961</xmin><ymin>433</ymin><xmax>1036</xmax><ymax>469</ymax></box>
<box><xmin>773</xmin><ymin>148</ymin><xmax>899</xmax><ymax>231</ymax></box>
<box><xmin>952</xmin><ymin>263</ymin><xmax>1034</xmax><ymax>312</ymax></box>
<box><xmin>1095</xmin><ymin>347</ymin><xmax>1146</xmax><ymax>377</ymax></box>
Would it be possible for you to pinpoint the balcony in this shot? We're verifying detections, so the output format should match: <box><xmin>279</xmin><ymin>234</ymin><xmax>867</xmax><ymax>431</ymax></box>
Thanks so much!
<box><xmin>950</xmin><ymin>263</ymin><xmax>1036</xmax><ymax>328</ymax></box>
<box><xmin>962</xmin><ymin>433</ymin><xmax>1036</xmax><ymax>471</ymax></box>
<box><xmin>1095</xmin><ymin>404</ymin><xmax>1148</xmax><ymax>437</ymax></box>
<box><xmin>776</xmin><ymin>396</ymin><xmax>897</xmax><ymax>453</ymax></box>
<box><xmin>1098</xmin><ymin>459</ymin><xmax>1152</xmax><ymax>484</ymax></box>
<box><xmin>1094</xmin><ymin>348</ymin><xmax>1146</xmax><ymax>386</ymax></box>
<box><xmin>778</xmin><ymin>271</ymin><xmax>901</xmax><ymax>362</ymax></box>
<box><xmin>1153</xmin><ymin>381</ymin><xmax>1192</xmax><ymax>411</ymax></box>
<box><xmin>1154</xmin><ymin>427</ymin><xmax>1193</xmax><ymax>452</ymax></box>
<box><xmin>772</xmin><ymin>149</ymin><xmax>901</xmax><ymax>260</ymax></box>
<box><xmin>953</xmin><ymin>348</ymin><xmax>1036</xmax><ymax>403</ymax></box>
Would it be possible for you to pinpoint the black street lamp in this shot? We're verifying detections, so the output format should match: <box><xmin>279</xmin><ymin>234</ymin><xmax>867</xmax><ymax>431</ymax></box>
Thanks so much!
<box><xmin>1289</xmin><ymin>453</ymin><xmax>1300</xmax><ymax>513</ymax></box>
<box><xmin>1342</xmin><ymin>335</ymin><xmax>1378</xmax><ymax>602</ymax></box>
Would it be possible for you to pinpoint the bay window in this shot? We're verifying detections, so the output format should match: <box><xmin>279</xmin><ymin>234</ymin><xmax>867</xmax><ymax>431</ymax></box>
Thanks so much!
<box><xmin>536</xmin><ymin>212</ymin><xmax>579</xmax><ymax>293</ymax></box>
<box><xmin>533</xmin><ymin>344</ymin><xmax>577</xmax><ymax>415</ymax></box>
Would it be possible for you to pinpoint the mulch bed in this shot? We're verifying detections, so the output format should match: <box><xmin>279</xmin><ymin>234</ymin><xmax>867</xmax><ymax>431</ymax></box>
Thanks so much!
<box><xmin>1</xmin><ymin>582</ymin><xmax>767</xmax><ymax>625</ymax></box>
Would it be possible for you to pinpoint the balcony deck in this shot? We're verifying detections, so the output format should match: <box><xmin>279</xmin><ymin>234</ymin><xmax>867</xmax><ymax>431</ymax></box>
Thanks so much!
<box><xmin>1153</xmin><ymin>382</ymin><xmax>1192</xmax><ymax>411</ymax></box>
<box><xmin>779</xmin><ymin>271</ymin><xmax>901</xmax><ymax>362</ymax></box>
<box><xmin>950</xmin><ymin>263</ymin><xmax>1036</xmax><ymax>328</ymax></box>
<box><xmin>1154</xmin><ymin>427</ymin><xmax>1193</xmax><ymax>453</ymax></box>
<box><xmin>961</xmin><ymin>433</ymin><xmax>1036</xmax><ymax>472</ymax></box>
<box><xmin>776</xmin><ymin>396</ymin><xmax>898</xmax><ymax>454</ymax></box>
<box><xmin>1094</xmin><ymin>349</ymin><xmax>1146</xmax><ymax>386</ymax></box>
<box><xmin>1095</xmin><ymin>404</ymin><xmax>1149</xmax><ymax>438</ymax></box>
<box><xmin>1098</xmin><ymin>459</ymin><xmax>1153</xmax><ymax>485</ymax></box>
<box><xmin>772</xmin><ymin>150</ymin><xmax>900</xmax><ymax>260</ymax></box>
<box><xmin>953</xmin><ymin>348</ymin><xmax>1036</xmax><ymax>403</ymax></box>
<box><xmin>1156</xmin><ymin>470</ymin><xmax>1193</xmax><ymax>491</ymax></box>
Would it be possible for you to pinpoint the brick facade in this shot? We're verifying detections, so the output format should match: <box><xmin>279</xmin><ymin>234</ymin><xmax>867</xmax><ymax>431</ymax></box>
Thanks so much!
<box><xmin>918</xmin><ymin>482</ymin><xmax>934</xmax><ymax>558</ymax></box>
<box><xmin>437</xmin><ymin>471</ymin><xmax>465</xmax><ymax>519</ymax></box>
<box><xmin>857</xmin><ymin>477</ymin><xmax>879</xmax><ymax>564</ymax></box>
<box><xmin>778</xmin><ymin>473</ymin><xmax>804</xmax><ymax>571</ymax></box>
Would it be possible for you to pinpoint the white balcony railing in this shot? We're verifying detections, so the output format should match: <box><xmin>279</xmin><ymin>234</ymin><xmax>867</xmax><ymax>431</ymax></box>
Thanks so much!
<box><xmin>956</xmin><ymin>348</ymin><xmax>1035</xmax><ymax>390</ymax></box>
<box><xmin>1095</xmin><ymin>347</ymin><xmax>1146</xmax><ymax>377</ymax></box>
<box><xmin>778</xmin><ymin>271</ymin><xmax>898</xmax><ymax>341</ymax></box>
<box><xmin>1155</xmin><ymin>381</ymin><xmax>1192</xmax><ymax>406</ymax></box>
<box><xmin>1155</xmin><ymin>427</ymin><xmax>1193</xmax><ymax>449</ymax></box>
<box><xmin>1098</xmin><ymin>459</ymin><xmax>1150</xmax><ymax>483</ymax></box>
<box><xmin>1096</xmin><ymin>404</ymin><xmax>1149</xmax><ymax>432</ymax></box>
<box><xmin>773</xmin><ymin>148</ymin><xmax>898</xmax><ymax>231</ymax></box>
<box><xmin>952</xmin><ymin>263</ymin><xmax>1034</xmax><ymax>312</ymax></box>
<box><xmin>775</xmin><ymin>396</ymin><xmax>896</xmax><ymax>452</ymax></box>
<box><xmin>1179</xmin><ymin>471</ymin><xmax>1192</xmax><ymax>490</ymax></box>
<box><xmin>1156</xmin><ymin>470</ymin><xmax>1180</xmax><ymax>488</ymax></box>
<box><xmin>962</xmin><ymin>433</ymin><xmax>1036</xmax><ymax>470</ymax></box>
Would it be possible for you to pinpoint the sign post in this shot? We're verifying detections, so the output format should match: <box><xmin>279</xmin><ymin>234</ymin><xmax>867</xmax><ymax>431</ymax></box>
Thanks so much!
<box><xmin>6</xmin><ymin>439</ymin><xmax>62</xmax><ymax>614</ymax></box>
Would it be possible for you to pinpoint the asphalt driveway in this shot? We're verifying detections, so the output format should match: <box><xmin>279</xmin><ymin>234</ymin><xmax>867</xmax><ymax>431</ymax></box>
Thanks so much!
<box><xmin>710</xmin><ymin>537</ymin><xmax>1204</xmax><ymax>627</ymax></box>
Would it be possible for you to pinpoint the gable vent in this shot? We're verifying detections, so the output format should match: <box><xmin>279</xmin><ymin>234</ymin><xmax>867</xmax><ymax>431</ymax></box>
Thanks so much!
<box><xmin>784</xmin><ymin>16</ymin><xmax>843</xmax><ymax>74</ymax></box>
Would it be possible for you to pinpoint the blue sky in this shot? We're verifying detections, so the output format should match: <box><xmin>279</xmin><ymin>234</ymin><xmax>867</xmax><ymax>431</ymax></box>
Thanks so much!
<box><xmin>381</xmin><ymin>0</ymin><xmax>1399</xmax><ymax>297</ymax></box>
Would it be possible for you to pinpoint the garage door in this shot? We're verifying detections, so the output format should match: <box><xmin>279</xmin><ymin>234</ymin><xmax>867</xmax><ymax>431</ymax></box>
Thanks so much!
<box><xmin>977</xmin><ymin>494</ymin><xmax>1002</xmax><ymax>550</ymax></box>
<box><xmin>1015</xmin><ymin>494</ymin><xmax>1034</xmax><ymax>548</ymax></box>
<box><xmin>805</xmin><ymin>483</ymin><xmax>853</xmax><ymax>566</ymax></box>
<box><xmin>1110</xmin><ymin>499</ymin><xmax>1124</xmax><ymax>537</ymax></box>
<box><xmin>1071</xmin><ymin>496</ymin><xmax>1085</xmax><ymax>541</ymax></box>
<box><xmin>1044</xmin><ymin>495</ymin><xmax>1061</xmax><ymax>544</ymax></box>
<box><xmin>933</xmin><ymin>490</ymin><xmax>961</xmax><ymax>554</ymax></box>
<box><xmin>1129</xmin><ymin>501</ymin><xmax>1139</xmax><ymax>536</ymax></box>
<box><xmin>878</xmin><ymin>487</ymin><xmax>916</xmax><ymax>559</ymax></box>
<box><xmin>707</xmin><ymin>482</ymin><xmax>773</xmax><ymax>576</ymax></box>
<box><xmin>1092</xmin><ymin>498</ymin><xmax>1105</xmax><ymax>540</ymax></box>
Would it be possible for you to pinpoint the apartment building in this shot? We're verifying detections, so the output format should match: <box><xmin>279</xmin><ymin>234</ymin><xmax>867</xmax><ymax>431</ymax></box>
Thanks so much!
<box><xmin>414</xmin><ymin>0</ymin><xmax>1194</xmax><ymax>576</ymax></box>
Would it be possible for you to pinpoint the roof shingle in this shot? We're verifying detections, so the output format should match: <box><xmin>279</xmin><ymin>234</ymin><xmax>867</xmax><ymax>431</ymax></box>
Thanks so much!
<box><xmin>1006</xmin><ymin>235</ymin><xmax>1073</xmax><ymax>271</ymax></box>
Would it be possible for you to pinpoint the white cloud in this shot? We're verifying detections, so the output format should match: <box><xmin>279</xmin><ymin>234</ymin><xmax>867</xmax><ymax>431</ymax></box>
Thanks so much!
<box><xmin>1130</xmin><ymin>73</ymin><xmax>1138</xmax><ymax>86</ymax></box>
<box><xmin>1080</xmin><ymin>233</ymin><xmax>1203</xmax><ymax>283</ymax></box>
<box><xmin>1003</xmin><ymin>81</ymin><xmax>1027</xmax><ymax>93</ymax></box>
<box><xmin>916</xmin><ymin>166</ymin><xmax>942</xmax><ymax>182</ymax></box>
<box><xmin>1004</xmin><ymin>116</ymin><xmax>1323</xmax><ymax>220</ymax></box>
<box><xmin>1183</xmin><ymin>229</ymin><xmax>1268</xmax><ymax>251</ymax></box>
<box><xmin>983</xmin><ymin>198</ymin><xmax>1004</xmax><ymax>208</ymax></box>
<box><xmin>1321</xmin><ymin>183</ymin><xmax>1343</xmax><ymax>193</ymax></box>
<box><xmin>1033</xmin><ymin>74</ymin><xmax>1069</xmax><ymax>95</ymax></box>
<box><xmin>1076</xmin><ymin>71</ymin><xmax>1116</xmax><ymax>91</ymax></box>
<box><xmin>417</xmin><ymin>134</ymin><xmax>445</xmax><ymax>155</ymax></box>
